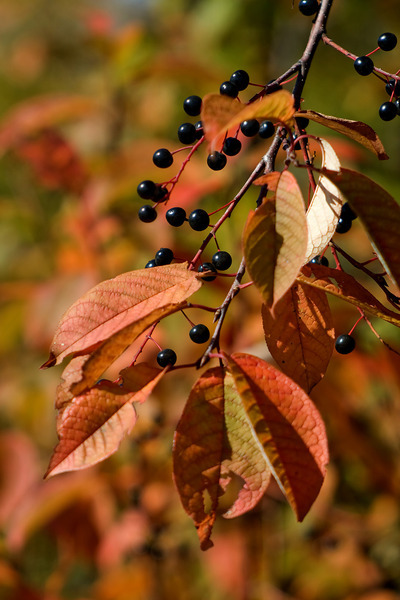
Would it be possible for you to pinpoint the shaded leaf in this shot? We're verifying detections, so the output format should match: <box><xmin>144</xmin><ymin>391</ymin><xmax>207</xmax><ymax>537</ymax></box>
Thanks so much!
<box><xmin>42</xmin><ymin>263</ymin><xmax>202</xmax><ymax>367</ymax></box>
<box><xmin>295</xmin><ymin>109</ymin><xmax>389</xmax><ymax>160</ymax></box>
<box><xmin>298</xmin><ymin>265</ymin><xmax>400</xmax><ymax>327</ymax></box>
<box><xmin>322</xmin><ymin>168</ymin><xmax>400</xmax><ymax>289</ymax></box>
<box><xmin>252</xmin><ymin>170</ymin><xmax>281</xmax><ymax>190</ymax></box>
<box><xmin>304</xmin><ymin>138</ymin><xmax>344</xmax><ymax>263</ymax></box>
<box><xmin>225</xmin><ymin>353</ymin><xmax>329</xmax><ymax>521</ymax></box>
<box><xmin>262</xmin><ymin>281</ymin><xmax>335</xmax><ymax>392</ymax></box>
<box><xmin>243</xmin><ymin>171</ymin><xmax>308</xmax><ymax>307</ymax></box>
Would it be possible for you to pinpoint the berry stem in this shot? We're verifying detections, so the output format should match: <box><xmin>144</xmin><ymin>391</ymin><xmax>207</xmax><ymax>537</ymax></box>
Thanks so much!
<box><xmin>167</xmin><ymin>135</ymin><xmax>205</xmax><ymax>196</ymax></box>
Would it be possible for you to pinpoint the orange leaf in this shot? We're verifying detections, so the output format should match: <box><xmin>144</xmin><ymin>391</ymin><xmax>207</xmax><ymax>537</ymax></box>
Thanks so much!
<box><xmin>295</xmin><ymin>110</ymin><xmax>389</xmax><ymax>160</ymax></box>
<box><xmin>225</xmin><ymin>353</ymin><xmax>329</xmax><ymax>521</ymax></box>
<box><xmin>42</xmin><ymin>263</ymin><xmax>202</xmax><ymax>367</ymax></box>
<box><xmin>262</xmin><ymin>281</ymin><xmax>335</xmax><ymax>392</ymax></box>
<box><xmin>243</xmin><ymin>171</ymin><xmax>308</xmax><ymax>307</ymax></box>
<box><xmin>322</xmin><ymin>168</ymin><xmax>400</xmax><ymax>289</ymax></box>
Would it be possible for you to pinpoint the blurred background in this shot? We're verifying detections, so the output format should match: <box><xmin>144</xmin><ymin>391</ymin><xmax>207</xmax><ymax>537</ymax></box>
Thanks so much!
<box><xmin>1</xmin><ymin>0</ymin><xmax>400</xmax><ymax>598</ymax></box>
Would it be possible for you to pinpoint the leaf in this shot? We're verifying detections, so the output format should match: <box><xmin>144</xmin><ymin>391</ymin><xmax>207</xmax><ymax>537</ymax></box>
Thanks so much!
<box><xmin>321</xmin><ymin>168</ymin><xmax>400</xmax><ymax>289</ymax></box>
<box><xmin>42</xmin><ymin>263</ymin><xmax>202</xmax><ymax>367</ymax></box>
<box><xmin>46</xmin><ymin>367</ymin><xmax>165</xmax><ymax>478</ymax></box>
<box><xmin>295</xmin><ymin>109</ymin><xmax>389</xmax><ymax>160</ymax></box>
<box><xmin>172</xmin><ymin>368</ymin><xmax>271</xmax><ymax>550</ymax></box>
<box><xmin>303</xmin><ymin>138</ymin><xmax>344</xmax><ymax>263</ymax></box>
<box><xmin>202</xmin><ymin>90</ymin><xmax>295</xmax><ymax>150</ymax></box>
<box><xmin>243</xmin><ymin>171</ymin><xmax>308</xmax><ymax>307</ymax></box>
<box><xmin>262</xmin><ymin>281</ymin><xmax>335</xmax><ymax>392</ymax></box>
<box><xmin>225</xmin><ymin>353</ymin><xmax>329</xmax><ymax>521</ymax></box>
<box><xmin>298</xmin><ymin>265</ymin><xmax>400</xmax><ymax>327</ymax></box>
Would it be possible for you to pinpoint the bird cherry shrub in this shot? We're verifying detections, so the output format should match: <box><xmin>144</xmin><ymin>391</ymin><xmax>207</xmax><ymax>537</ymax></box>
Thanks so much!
<box><xmin>42</xmin><ymin>0</ymin><xmax>400</xmax><ymax>550</ymax></box>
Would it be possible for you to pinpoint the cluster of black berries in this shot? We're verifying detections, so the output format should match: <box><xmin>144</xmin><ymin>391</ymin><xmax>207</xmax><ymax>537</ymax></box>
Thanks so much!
<box><xmin>156</xmin><ymin>322</ymin><xmax>211</xmax><ymax>367</ymax></box>
<box><xmin>145</xmin><ymin>247</ymin><xmax>174</xmax><ymax>268</ymax></box>
<box><xmin>353</xmin><ymin>32</ymin><xmax>399</xmax><ymax>121</ymax></box>
<box><xmin>197</xmin><ymin>250</ymin><xmax>233</xmax><ymax>281</ymax></box>
<box><xmin>335</xmin><ymin>202</ymin><xmax>357</xmax><ymax>234</ymax></box>
<box><xmin>137</xmin><ymin>180</ymin><xmax>169</xmax><ymax>223</ymax></box>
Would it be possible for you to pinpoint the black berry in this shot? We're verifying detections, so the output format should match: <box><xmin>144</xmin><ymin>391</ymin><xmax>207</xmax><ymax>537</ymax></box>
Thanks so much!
<box><xmin>298</xmin><ymin>0</ymin><xmax>319</xmax><ymax>16</ymax></box>
<box><xmin>166</xmin><ymin>206</ymin><xmax>186</xmax><ymax>227</ymax></box>
<box><xmin>296</xmin><ymin>116</ymin><xmax>309</xmax><ymax>130</ymax></box>
<box><xmin>145</xmin><ymin>259</ymin><xmax>156</xmax><ymax>268</ymax></box>
<box><xmin>240</xmin><ymin>119</ymin><xmax>260</xmax><ymax>137</ymax></box>
<box><xmin>220</xmin><ymin>81</ymin><xmax>239</xmax><ymax>98</ymax></box>
<box><xmin>198</xmin><ymin>262</ymin><xmax>217</xmax><ymax>281</ymax></box>
<box><xmin>335</xmin><ymin>217</ymin><xmax>352</xmax><ymax>234</ymax></box>
<box><xmin>195</xmin><ymin>121</ymin><xmax>204</xmax><ymax>139</ymax></box>
<box><xmin>183</xmin><ymin>95</ymin><xmax>202</xmax><ymax>117</ymax></box>
<box><xmin>212</xmin><ymin>250</ymin><xmax>232</xmax><ymax>271</ymax></box>
<box><xmin>378</xmin><ymin>32</ymin><xmax>397</xmax><ymax>51</ymax></box>
<box><xmin>230</xmin><ymin>69</ymin><xmax>250</xmax><ymax>91</ymax></box>
<box><xmin>222</xmin><ymin>137</ymin><xmax>242</xmax><ymax>156</ymax></box>
<box><xmin>259</xmin><ymin>120</ymin><xmax>275</xmax><ymax>139</ymax></box>
<box><xmin>138</xmin><ymin>205</ymin><xmax>157</xmax><ymax>223</ymax></box>
<box><xmin>178</xmin><ymin>123</ymin><xmax>197</xmax><ymax>144</ymax></box>
<box><xmin>395</xmin><ymin>98</ymin><xmax>400</xmax><ymax>115</ymax></box>
<box><xmin>157</xmin><ymin>348</ymin><xmax>177</xmax><ymax>367</ymax></box>
<box><xmin>379</xmin><ymin>101</ymin><xmax>397</xmax><ymax>121</ymax></box>
<box><xmin>335</xmin><ymin>334</ymin><xmax>356</xmax><ymax>354</ymax></box>
<box><xmin>153</xmin><ymin>148</ymin><xmax>173</xmax><ymax>168</ymax></box>
<box><xmin>189</xmin><ymin>324</ymin><xmax>210</xmax><ymax>344</ymax></box>
<box><xmin>188</xmin><ymin>209</ymin><xmax>210</xmax><ymax>231</ymax></box>
<box><xmin>137</xmin><ymin>180</ymin><xmax>157</xmax><ymax>200</ymax></box>
<box><xmin>341</xmin><ymin>202</ymin><xmax>357</xmax><ymax>221</ymax></box>
<box><xmin>155</xmin><ymin>247</ymin><xmax>174</xmax><ymax>266</ymax></box>
<box><xmin>310</xmin><ymin>255</ymin><xmax>329</xmax><ymax>267</ymax></box>
<box><xmin>153</xmin><ymin>185</ymin><xmax>169</xmax><ymax>203</ymax></box>
<box><xmin>354</xmin><ymin>56</ymin><xmax>374</xmax><ymax>76</ymax></box>
<box><xmin>207</xmin><ymin>151</ymin><xmax>227</xmax><ymax>171</ymax></box>
<box><xmin>385</xmin><ymin>78</ymin><xmax>400</xmax><ymax>96</ymax></box>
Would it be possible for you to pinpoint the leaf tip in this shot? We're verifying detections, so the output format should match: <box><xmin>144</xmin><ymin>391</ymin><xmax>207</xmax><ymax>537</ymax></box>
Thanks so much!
<box><xmin>40</xmin><ymin>353</ymin><xmax>57</xmax><ymax>369</ymax></box>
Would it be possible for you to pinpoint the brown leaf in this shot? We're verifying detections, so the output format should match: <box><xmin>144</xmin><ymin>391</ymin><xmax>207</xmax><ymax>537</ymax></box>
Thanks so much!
<box><xmin>295</xmin><ymin>109</ymin><xmax>389</xmax><ymax>160</ymax></box>
<box><xmin>42</xmin><ymin>263</ymin><xmax>202</xmax><ymax>367</ymax></box>
<box><xmin>262</xmin><ymin>281</ymin><xmax>335</xmax><ymax>392</ymax></box>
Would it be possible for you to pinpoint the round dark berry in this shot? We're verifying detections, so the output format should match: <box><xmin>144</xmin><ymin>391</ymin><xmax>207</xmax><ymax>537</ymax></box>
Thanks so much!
<box><xmin>153</xmin><ymin>148</ymin><xmax>173</xmax><ymax>168</ymax></box>
<box><xmin>188</xmin><ymin>209</ymin><xmax>210</xmax><ymax>231</ymax></box>
<box><xmin>207</xmin><ymin>151</ymin><xmax>227</xmax><ymax>171</ymax></box>
<box><xmin>212</xmin><ymin>250</ymin><xmax>232</xmax><ymax>271</ymax></box>
<box><xmin>341</xmin><ymin>202</ymin><xmax>357</xmax><ymax>221</ymax></box>
<box><xmin>259</xmin><ymin>120</ymin><xmax>275</xmax><ymax>139</ymax></box>
<box><xmin>178</xmin><ymin>123</ymin><xmax>197</xmax><ymax>145</ymax></box>
<box><xmin>395</xmin><ymin>98</ymin><xmax>400</xmax><ymax>115</ymax></box>
<box><xmin>220</xmin><ymin>81</ymin><xmax>239</xmax><ymax>98</ymax></box>
<box><xmin>354</xmin><ymin>56</ymin><xmax>374</xmax><ymax>76</ymax></box>
<box><xmin>385</xmin><ymin>78</ymin><xmax>400</xmax><ymax>96</ymax></box>
<box><xmin>198</xmin><ymin>262</ymin><xmax>217</xmax><ymax>281</ymax></box>
<box><xmin>335</xmin><ymin>217</ymin><xmax>352</xmax><ymax>234</ymax></box>
<box><xmin>310</xmin><ymin>255</ymin><xmax>329</xmax><ymax>267</ymax></box>
<box><xmin>138</xmin><ymin>205</ymin><xmax>157</xmax><ymax>223</ymax></box>
<box><xmin>296</xmin><ymin>116</ymin><xmax>309</xmax><ymax>130</ymax></box>
<box><xmin>157</xmin><ymin>348</ymin><xmax>177</xmax><ymax>367</ymax></box>
<box><xmin>379</xmin><ymin>101</ymin><xmax>397</xmax><ymax>121</ymax></box>
<box><xmin>183</xmin><ymin>95</ymin><xmax>202</xmax><ymax>117</ymax></box>
<box><xmin>335</xmin><ymin>334</ymin><xmax>356</xmax><ymax>354</ymax></box>
<box><xmin>153</xmin><ymin>185</ymin><xmax>169</xmax><ymax>203</ymax></box>
<box><xmin>195</xmin><ymin>121</ymin><xmax>204</xmax><ymax>139</ymax></box>
<box><xmin>189</xmin><ymin>324</ymin><xmax>210</xmax><ymax>344</ymax></box>
<box><xmin>378</xmin><ymin>32</ymin><xmax>397</xmax><ymax>51</ymax></box>
<box><xmin>292</xmin><ymin>134</ymin><xmax>301</xmax><ymax>151</ymax></box>
<box><xmin>137</xmin><ymin>180</ymin><xmax>157</xmax><ymax>200</ymax></box>
<box><xmin>298</xmin><ymin>0</ymin><xmax>319</xmax><ymax>16</ymax></box>
<box><xmin>222</xmin><ymin>137</ymin><xmax>242</xmax><ymax>156</ymax></box>
<box><xmin>240</xmin><ymin>119</ymin><xmax>260</xmax><ymax>137</ymax></box>
<box><xmin>155</xmin><ymin>247</ymin><xmax>174</xmax><ymax>266</ymax></box>
<box><xmin>230</xmin><ymin>69</ymin><xmax>250</xmax><ymax>91</ymax></box>
<box><xmin>166</xmin><ymin>206</ymin><xmax>186</xmax><ymax>227</ymax></box>
<box><xmin>145</xmin><ymin>259</ymin><xmax>156</xmax><ymax>268</ymax></box>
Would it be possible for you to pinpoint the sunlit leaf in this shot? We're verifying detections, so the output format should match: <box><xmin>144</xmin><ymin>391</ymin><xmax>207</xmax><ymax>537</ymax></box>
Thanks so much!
<box><xmin>322</xmin><ymin>168</ymin><xmax>400</xmax><ymax>289</ymax></box>
<box><xmin>42</xmin><ymin>263</ymin><xmax>202</xmax><ymax>367</ymax></box>
<box><xmin>298</xmin><ymin>265</ymin><xmax>400</xmax><ymax>327</ymax></box>
<box><xmin>262</xmin><ymin>281</ymin><xmax>335</xmax><ymax>392</ymax></box>
<box><xmin>295</xmin><ymin>109</ymin><xmax>389</xmax><ymax>160</ymax></box>
<box><xmin>225</xmin><ymin>353</ymin><xmax>329</xmax><ymax>521</ymax></box>
<box><xmin>243</xmin><ymin>171</ymin><xmax>308</xmax><ymax>307</ymax></box>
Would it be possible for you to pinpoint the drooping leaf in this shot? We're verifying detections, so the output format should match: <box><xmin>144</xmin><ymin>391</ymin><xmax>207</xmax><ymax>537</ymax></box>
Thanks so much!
<box><xmin>298</xmin><ymin>265</ymin><xmax>400</xmax><ymax>327</ymax></box>
<box><xmin>243</xmin><ymin>171</ymin><xmax>308</xmax><ymax>307</ymax></box>
<box><xmin>303</xmin><ymin>139</ymin><xmax>344</xmax><ymax>263</ymax></box>
<box><xmin>225</xmin><ymin>353</ymin><xmax>329</xmax><ymax>521</ymax></box>
<box><xmin>295</xmin><ymin>110</ymin><xmax>389</xmax><ymax>160</ymax></box>
<box><xmin>202</xmin><ymin>90</ymin><xmax>295</xmax><ymax>150</ymax></box>
<box><xmin>262</xmin><ymin>281</ymin><xmax>335</xmax><ymax>392</ymax></box>
<box><xmin>252</xmin><ymin>171</ymin><xmax>281</xmax><ymax>190</ymax></box>
<box><xmin>321</xmin><ymin>168</ymin><xmax>400</xmax><ymax>289</ymax></box>
<box><xmin>42</xmin><ymin>263</ymin><xmax>202</xmax><ymax>367</ymax></box>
